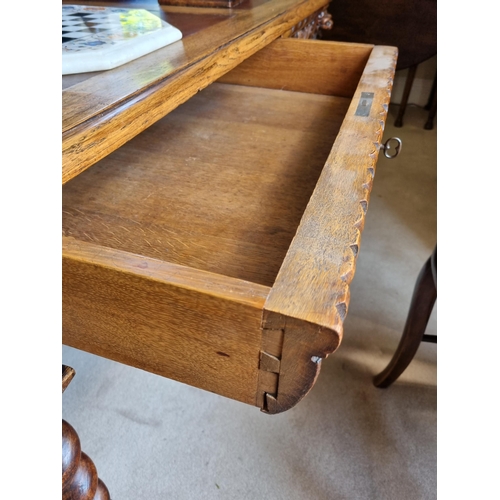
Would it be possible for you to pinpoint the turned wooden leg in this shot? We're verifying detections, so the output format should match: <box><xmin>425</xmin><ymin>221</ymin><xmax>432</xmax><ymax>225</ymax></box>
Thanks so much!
<box><xmin>394</xmin><ymin>64</ymin><xmax>417</xmax><ymax>128</ymax></box>
<box><xmin>373</xmin><ymin>249</ymin><xmax>437</xmax><ymax>388</ymax></box>
<box><xmin>62</xmin><ymin>420</ymin><xmax>111</xmax><ymax>500</ymax></box>
<box><xmin>63</xmin><ymin>365</ymin><xmax>111</xmax><ymax>500</ymax></box>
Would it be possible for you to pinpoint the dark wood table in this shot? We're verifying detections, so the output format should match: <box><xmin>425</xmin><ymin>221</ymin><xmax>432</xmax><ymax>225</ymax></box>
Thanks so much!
<box><xmin>322</xmin><ymin>0</ymin><xmax>437</xmax><ymax>128</ymax></box>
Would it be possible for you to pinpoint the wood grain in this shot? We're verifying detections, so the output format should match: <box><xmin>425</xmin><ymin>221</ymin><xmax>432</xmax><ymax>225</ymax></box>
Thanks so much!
<box><xmin>61</xmin><ymin>3</ymin><xmax>233</xmax><ymax>91</ymax></box>
<box><xmin>259</xmin><ymin>312</ymin><xmax>340</xmax><ymax>413</ymax></box>
<box><xmin>265</xmin><ymin>45</ymin><xmax>397</xmax><ymax>330</ymax></box>
<box><xmin>61</xmin><ymin>8</ymin><xmax>232</xmax><ymax>90</ymax></box>
<box><xmin>260</xmin><ymin>45</ymin><xmax>398</xmax><ymax>412</ymax></box>
<box><xmin>62</xmin><ymin>420</ymin><xmax>111</xmax><ymax>500</ymax></box>
<box><xmin>159</xmin><ymin>0</ymin><xmax>245</xmax><ymax>7</ymax></box>
<box><xmin>218</xmin><ymin>39</ymin><xmax>373</xmax><ymax>97</ymax></box>
<box><xmin>63</xmin><ymin>237</ymin><xmax>269</xmax><ymax>405</ymax></box>
<box><xmin>63</xmin><ymin>83</ymin><xmax>350</xmax><ymax>286</ymax></box>
<box><xmin>62</xmin><ymin>365</ymin><xmax>76</xmax><ymax>393</ymax></box>
<box><xmin>62</xmin><ymin>0</ymin><xmax>330</xmax><ymax>183</ymax></box>
<box><xmin>62</xmin><ymin>38</ymin><xmax>398</xmax><ymax>412</ymax></box>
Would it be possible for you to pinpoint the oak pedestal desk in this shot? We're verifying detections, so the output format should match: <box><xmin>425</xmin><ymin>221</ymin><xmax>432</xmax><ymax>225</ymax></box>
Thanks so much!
<box><xmin>63</xmin><ymin>0</ymin><xmax>397</xmax><ymax>433</ymax></box>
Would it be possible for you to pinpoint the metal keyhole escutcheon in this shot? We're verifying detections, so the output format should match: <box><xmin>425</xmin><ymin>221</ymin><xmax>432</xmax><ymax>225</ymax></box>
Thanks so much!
<box><xmin>381</xmin><ymin>137</ymin><xmax>402</xmax><ymax>159</ymax></box>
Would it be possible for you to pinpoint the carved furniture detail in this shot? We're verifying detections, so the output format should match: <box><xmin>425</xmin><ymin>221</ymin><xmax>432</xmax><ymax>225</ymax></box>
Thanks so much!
<box><xmin>282</xmin><ymin>7</ymin><xmax>333</xmax><ymax>39</ymax></box>
<box><xmin>62</xmin><ymin>366</ymin><xmax>111</xmax><ymax>500</ymax></box>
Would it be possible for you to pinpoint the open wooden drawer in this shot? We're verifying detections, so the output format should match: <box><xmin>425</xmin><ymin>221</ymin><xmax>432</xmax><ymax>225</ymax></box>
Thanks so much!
<box><xmin>62</xmin><ymin>38</ymin><xmax>397</xmax><ymax>414</ymax></box>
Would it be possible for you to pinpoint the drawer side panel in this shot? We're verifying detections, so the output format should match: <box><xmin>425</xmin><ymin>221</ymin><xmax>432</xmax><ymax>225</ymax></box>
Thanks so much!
<box><xmin>266</xmin><ymin>45</ymin><xmax>398</xmax><ymax>332</ymax></box>
<box><xmin>63</xmin><ymin>239</ymin><xmax>269</xmax><ymax>406</ymax></box>
<box><xmin>260</xmin><ymin>45</ymin><xmax>398</xmax><ymax>414</ymax></box>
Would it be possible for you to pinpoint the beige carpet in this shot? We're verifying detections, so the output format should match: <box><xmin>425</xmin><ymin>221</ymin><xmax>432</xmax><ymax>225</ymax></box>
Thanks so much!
<box><xmin>63</xmin><ymin>102</ymin><xmax>437</xmax><ymax>500</ymax></box>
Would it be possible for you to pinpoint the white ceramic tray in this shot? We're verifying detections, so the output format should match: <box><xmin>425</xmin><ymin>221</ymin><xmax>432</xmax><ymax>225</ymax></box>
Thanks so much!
<box><xmin>62</xmin><ymin>5</ymin><xmax>182</xmax><ymax>75</ymax></box>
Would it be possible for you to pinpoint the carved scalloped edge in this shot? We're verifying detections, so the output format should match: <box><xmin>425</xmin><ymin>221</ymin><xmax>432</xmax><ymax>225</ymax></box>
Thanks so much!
<box><xmin>257</xmin><ymin>51</ymin><xmax>396</xmax><ymax>414</ymax></box>
<box><xmin>337</xmin><ymin>53</ymin><xmax>396</xmax><ymax>305</ymax></box>
<box><xmin>331</xmin><ymin>51</ymin><xmax>397</xmax><ymax>333</ymax></box>
<box><xmin>335</xmin><ymin>92</ymin><xmax>396</xmax><ymax>326</ymax></box>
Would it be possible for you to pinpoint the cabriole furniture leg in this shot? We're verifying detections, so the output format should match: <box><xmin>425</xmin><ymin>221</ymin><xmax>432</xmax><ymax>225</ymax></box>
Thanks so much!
<box><xmin>394</xmin><ymin>64</ymin><xmax>417</xmax><ymax>128</ymax></box>
<box><xmin>424</xmin><ymin>74</ymin><xmax>437</xmax><ymax>130</ymax></box>
<box><xmin>373</xmin><ymin>247</ymin><xmax>437</xmax><ymax>388</ymax></box>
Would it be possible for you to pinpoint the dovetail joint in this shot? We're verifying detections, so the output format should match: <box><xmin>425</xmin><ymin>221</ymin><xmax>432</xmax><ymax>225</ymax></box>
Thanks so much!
<box><xmin>257</xmin><ymin>326</ymin><xmax>284</xmax><ymax>410</ymax></box>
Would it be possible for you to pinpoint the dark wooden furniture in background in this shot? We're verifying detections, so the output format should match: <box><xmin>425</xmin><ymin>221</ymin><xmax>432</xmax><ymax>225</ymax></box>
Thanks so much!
<box><xmin>423</xmin><ymin>74</ymin><xmax>437</xmax><ymax>130</ymax></box>
<box><xmin>62</xmin><ymin>366</ymin><xmax>111</xmax><ymax>499</ymax></box>
<box><xmin>321</xmin><ymin>0</ymin><xmax>437</xmax><ymax>128</ymax></box>
<box><xmin>373</xmin><ymin>246</ymin><xmax>437</xmax><ymax>388</ymax></box>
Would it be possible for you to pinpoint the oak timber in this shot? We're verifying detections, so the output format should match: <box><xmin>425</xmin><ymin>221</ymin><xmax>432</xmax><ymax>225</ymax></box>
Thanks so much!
<box><xmin>63</xmin><ymin>238</ymin><xmax>269</xmax><ymax>405</ymax></box>
<box><xmin>265</xmin><ymin>45</ymin><xmax>398</xmax><ymax>328</ymax></box>
<box><xmin>62</xmin><ymin>365</ymin><xmax>75</xmax><ymax>393</ymax></box>
<box><xmin>63</xmin><ymin>83</ymin><xmax>350</xmax><ymax>286</ymax></box>
<box><xmin>159</xmin><ymin>0</ymin><xmax>245</xmax><ymax>7</ymax></box>
<box><xmin>62</xmin><ymin>0</ymin><xmax>330</xmax><ymax>183</ymax></box>
<box><xmin>61</xmin><ymin>7</ymin><xmax>232</xmax><ymax>90</ymax></box>
<box><xmin>259</xmin><ymin>313</ymin><xmax>340</xmax><ymax>413</ymax></box>
<box><xmin>259</xmin><ymin>46</ymin><xmax>398</xmax><ymax>412</ymax></box>
<box><xmin>62</xmin><ymin>37</ymin><xmax>398</xmax><ymax>413</ymax></box>
<box><xmin>218</xmin><ymin>39</ymin><xmax>373</xmax><ymax>97</ymax></box>
<box><xmin>62</xmin><ymin>419</ymin><xmax>111</xmax><ymax>499</ymax></box>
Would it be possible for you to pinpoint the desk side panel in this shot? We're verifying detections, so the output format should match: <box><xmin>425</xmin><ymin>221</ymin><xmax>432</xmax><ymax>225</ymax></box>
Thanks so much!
<box><xmin>63</xmin><ymin>238</ymin><xmax>269</xmax><ymax>406</ymax></box>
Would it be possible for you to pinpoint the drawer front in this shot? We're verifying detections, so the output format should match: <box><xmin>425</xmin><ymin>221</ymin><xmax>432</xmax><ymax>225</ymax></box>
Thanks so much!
<box><xmin>63</xmin><ymin>39</ymin><xmax>397</xmax><ymax>412</ymax></box>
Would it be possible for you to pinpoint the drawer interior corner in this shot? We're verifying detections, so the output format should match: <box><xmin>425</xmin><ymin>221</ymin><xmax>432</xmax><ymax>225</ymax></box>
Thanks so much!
<box><xmin>217</xmin><ymin>38</ymin><xmax>374</xmax><ymax>98</ymax></box>
<box><xmin>63</xmin><ymin>86</ymin><xmax>350</xmax><ymax>286</ymax></box>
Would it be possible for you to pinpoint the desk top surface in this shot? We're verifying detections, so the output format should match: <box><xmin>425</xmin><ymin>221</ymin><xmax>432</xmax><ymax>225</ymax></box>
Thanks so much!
<box><xmin>62</xmin><ymin>5</ymin><xmax>183</xmax><ymax>75</ymax></box>
<box><xmin>62</xmin><ymin>0</ymin><xmax>329</xmax><ymax>183</ymax></box>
